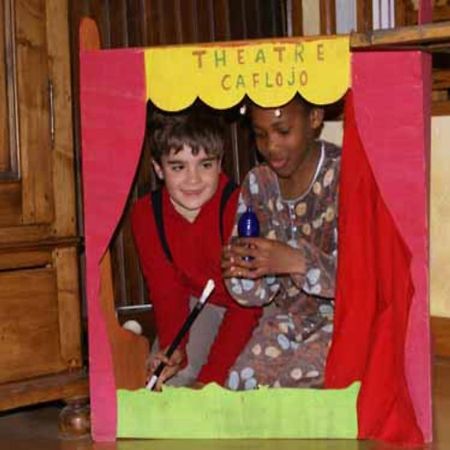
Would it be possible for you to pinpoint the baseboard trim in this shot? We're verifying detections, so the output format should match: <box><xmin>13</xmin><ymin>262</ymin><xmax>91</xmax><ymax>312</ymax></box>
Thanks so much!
<box><xmin>431</xmin><ymin>316</ymin><xmax>450</xmax><ymax>358</ymax></box>
<box><xmin>0</xmin><ymin>370</ymin><xmax>88</xmax><ymax>411</ymax></box>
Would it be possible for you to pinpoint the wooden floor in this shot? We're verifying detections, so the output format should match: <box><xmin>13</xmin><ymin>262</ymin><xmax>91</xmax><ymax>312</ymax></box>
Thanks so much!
<box><xmin>0</xmin><ymin>358</ymin><xmax>449</xmax><ymax>450</ymax></box>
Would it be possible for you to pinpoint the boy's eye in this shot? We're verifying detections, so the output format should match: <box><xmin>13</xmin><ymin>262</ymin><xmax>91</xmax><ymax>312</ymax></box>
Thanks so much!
<box><xmin>201</xmin><ymin>158</ymin><xmax>219</xmax><ymax>169</ymax></box>
<box><xmin>171</xmin><ymin>164</ymin><xmax>184</xmax><ymax>171</ymax></box>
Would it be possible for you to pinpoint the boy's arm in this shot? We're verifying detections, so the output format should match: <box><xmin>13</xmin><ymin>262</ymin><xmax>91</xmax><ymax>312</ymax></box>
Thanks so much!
<box><xmin>131</xmin><ymin>199</ymin><xmax>190</xmax><ymax>350</ymax></box>
<box><xmin>196</xmin><ymin>299</ymin><xmax>262</xmax><ymax>385</ymax></box>
<box><xmin>148</xmin><ymin>279</ymin><xmax>190</xmax><ymax>351</ymax></box>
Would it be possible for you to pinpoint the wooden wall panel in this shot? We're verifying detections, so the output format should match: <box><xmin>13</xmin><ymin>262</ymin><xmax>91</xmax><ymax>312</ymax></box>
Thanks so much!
<box><xmin>289</xmin><ymin>0</ymin><xmax>304</xmax><ymax>36</ymax></box>
<box><xmin>0</xmin><ymin>1</ymin><xmax>10</xmax><ymax>174</ymax></box>
<box><xmin>108</xmin><ymin>0</ymin><xmax>129</xmax><ymax>47</ymax></box>
<box><xmin>142</xmin><ymin>0</ymin><xmax>162</xmax><ymax>45</ymax></box>
<box><xmin>319</xmin><ymin>0</ymin><xmax>336</xmax><ymax>35</ymax></box>
<box><xmin>16</xmin><ymin>0</ymin><xmax>54</xmax><ymax>225</ymax></box>
<box><xmin>156</xmin><ymin>0</ymin><xmax>181</xmax><ymax>44</ymax></box>
<box><xmin>196</xmin><ymin>0</ymin><xmax>215</xmax><ymax>42</ymax></box>
<box><xmin>125</xmin><ymin>0</ymin><xmax>146</xmax><ymax>46</ymax></box>
<box><xmin>177</xmin><ymin>0</ymin><xmax>196</xmax><ymax>43</ymax></box>
<box><xmin>228</xmin><ymin>0</ymin><xmax>247</xmax><ymax>39</ymax></box>
<box><xmin>261</xmin><ymin>0</ymin><xmax>285</xmax><ymax>37</ymax></box>
<box><xmin>70</xmin><ymin>0</ymin><xmax>287</xmax><ymax>307</ymax></box>
<box><xmin>356</xmin><ymin>0</ymin><xmax>373</xmax><ymax>33</ymax></box>
<box><xmin>46</xmin><ymin>0</ymin><xmax>78</xmax><ymax>236</ymax></box>
<box><xmin>212</xmin><ymin>0</ymin><xmax>231</xmax><ymax>40</ymax></box>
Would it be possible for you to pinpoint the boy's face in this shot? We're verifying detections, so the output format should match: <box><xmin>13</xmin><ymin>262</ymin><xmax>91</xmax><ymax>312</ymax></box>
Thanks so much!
<box><xmin>251</xmin><ymin>100</ymin><xmax>324</xmax><ymax>180</ymax></box>
<box><xmin>153</xmin><ymin>145</ymin><xmax>221</xmax><ymax>219</ymax></box>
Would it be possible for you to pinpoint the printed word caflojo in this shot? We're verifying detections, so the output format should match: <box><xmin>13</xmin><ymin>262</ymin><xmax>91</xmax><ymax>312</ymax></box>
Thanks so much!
<box><xmin>191</xmin><ymin>43</ymin><xmax>326</xmax><ymax>90</ymax></box>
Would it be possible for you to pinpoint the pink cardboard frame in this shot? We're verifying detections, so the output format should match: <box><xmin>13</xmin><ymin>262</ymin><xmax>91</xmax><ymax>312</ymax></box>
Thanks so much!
<box><xmin>352</xmin><ymin>52</ymin><xmax>432</xmax><ymax>441</ymax></box>
<box><xmin>80</xmin><ymin>45</ymin><xmax>431</xmax><ymax>443</ymax></box>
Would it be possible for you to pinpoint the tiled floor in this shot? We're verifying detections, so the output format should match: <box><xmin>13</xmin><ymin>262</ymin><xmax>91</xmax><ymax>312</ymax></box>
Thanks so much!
<box><xmin>0</xmin><ymin>358</ymin><xmax>449</xmax><ymax>450</ymax></box>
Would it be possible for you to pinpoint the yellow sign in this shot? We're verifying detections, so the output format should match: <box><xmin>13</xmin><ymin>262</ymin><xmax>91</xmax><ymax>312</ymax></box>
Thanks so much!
<box><xmin>145</xmin><ymin>36</ymin><xmax>350</xmax><ymax>111</ymax></box>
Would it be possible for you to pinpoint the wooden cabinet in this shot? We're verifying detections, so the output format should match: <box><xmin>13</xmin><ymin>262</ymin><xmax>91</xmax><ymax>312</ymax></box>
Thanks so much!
<box><xmin>0</xmin><ymin>0</ymin><xmax>86</xmax><ymax>410</ymax></box>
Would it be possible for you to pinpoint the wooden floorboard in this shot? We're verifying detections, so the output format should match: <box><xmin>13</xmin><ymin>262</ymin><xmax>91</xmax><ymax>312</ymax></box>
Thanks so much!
<box><xmin>431</xmin><ymin>316</ymin><xmax>450</xmax><ymax>358</ymax></box>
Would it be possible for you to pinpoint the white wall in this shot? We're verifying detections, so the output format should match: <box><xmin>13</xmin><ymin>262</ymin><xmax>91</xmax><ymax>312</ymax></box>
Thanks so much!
<box><xmin>430</xmin><ymin>116</ymin><xmax>450</xmax><ymax>318</ymax></box>
<box><xmin>301</xmin><ymin>0</ymin><xmax>320</xmax><ymax>36</ymax></box>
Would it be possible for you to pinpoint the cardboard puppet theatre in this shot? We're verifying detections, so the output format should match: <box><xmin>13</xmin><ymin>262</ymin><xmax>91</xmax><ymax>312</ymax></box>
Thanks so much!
<box><xmin>80</xmin><ymin>30</ymin><xmax>431</xmax><ymax>446</ymax></box>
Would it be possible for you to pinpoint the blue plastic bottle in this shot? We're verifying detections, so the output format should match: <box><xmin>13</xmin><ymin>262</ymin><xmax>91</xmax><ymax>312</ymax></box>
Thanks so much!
<box><xmin>238</xmin><ymin>206</ymin><xmax>260</xmax><ymax>238</ymax></box>
<box><xmin>238</xmin><ymin>207</ymin><xmax>260</xmax><ymax>261</ymax></box>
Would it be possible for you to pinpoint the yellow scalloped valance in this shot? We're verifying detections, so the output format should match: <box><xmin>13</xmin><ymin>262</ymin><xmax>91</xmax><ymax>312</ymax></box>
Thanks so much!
<box><xmin>145</xmin><ymin>36</ymin><xmax>350</xmax><ymax>111</ymax></box>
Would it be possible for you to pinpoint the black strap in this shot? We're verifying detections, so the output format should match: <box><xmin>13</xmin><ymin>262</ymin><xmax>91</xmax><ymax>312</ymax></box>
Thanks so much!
<box><xmin>219</xmin><ymin>179</ymin><xmax>238</xmax><ymax>242</ymax></box>
<box><xmin>151</xmin><ymin>179</ymin><xmax>238</xmax><ymax>264</ymax></box>
<box><xmin>151</xmin><ymin>189</ymin><xmax>173</xmax><ymax>263</ymax></box>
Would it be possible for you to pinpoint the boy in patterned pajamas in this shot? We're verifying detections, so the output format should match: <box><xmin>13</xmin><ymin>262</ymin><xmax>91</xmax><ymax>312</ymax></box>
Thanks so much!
<box><xmin>222</xmin><ymin>97</ymin><xmax>339</xmax><ymax>390</ymax></box>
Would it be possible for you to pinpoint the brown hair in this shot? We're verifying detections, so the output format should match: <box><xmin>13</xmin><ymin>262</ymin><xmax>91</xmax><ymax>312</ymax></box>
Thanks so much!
<box><xmin>148</xmin><ymin>109</ymin><xmax>225</xmax><ymax>164</ymax></box>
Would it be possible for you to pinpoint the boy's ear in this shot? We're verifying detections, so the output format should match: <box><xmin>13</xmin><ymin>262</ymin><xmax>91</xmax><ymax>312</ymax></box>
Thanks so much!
<box><xmin>152</xmin><ymin>159</ymin><xmax>164</xmax><ymax>180</ymax></box>
<box><xmin>309</xmin><ymin>108</ymin><xmax>325</xmax><ymax>130</ymax></box>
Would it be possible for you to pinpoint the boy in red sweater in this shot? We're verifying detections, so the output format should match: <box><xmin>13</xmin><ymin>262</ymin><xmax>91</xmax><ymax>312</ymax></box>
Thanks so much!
<box><xmin>131</xmin><ymin>110</ymin><xmax>262</xmax><ymax>390</ymax></box>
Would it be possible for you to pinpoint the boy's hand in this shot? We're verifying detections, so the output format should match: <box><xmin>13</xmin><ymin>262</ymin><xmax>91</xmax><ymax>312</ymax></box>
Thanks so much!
<box><xmin>148</xmin><ymin>347</ymin><xmax>186</xmax><ymax>391</ymax></box>
<box><xmin>222</xmin><ymin>237</ymin><xmax>305</xmax><ymax>279</ymax></box>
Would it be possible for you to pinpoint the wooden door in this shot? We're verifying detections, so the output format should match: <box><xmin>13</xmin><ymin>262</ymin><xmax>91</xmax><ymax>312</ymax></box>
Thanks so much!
<box><xmin>0</xmin><ymin>0</ymin><xmax>85</xmax><ymax>408</ymax></box>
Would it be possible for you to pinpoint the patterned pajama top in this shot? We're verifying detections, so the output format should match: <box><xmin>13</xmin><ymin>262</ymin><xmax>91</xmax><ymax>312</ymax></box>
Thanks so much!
<box><xmin>225</xmin><ymin>140</ymin><xmax>341</xmax><ymax>390</ymax></box>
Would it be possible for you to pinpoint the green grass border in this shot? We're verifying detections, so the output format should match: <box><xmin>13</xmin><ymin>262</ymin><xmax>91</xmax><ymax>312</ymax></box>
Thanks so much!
<box><xmin>117</xmin><ymin>382</ymin><xmax>359</xmax><ymax>439</ymax></box>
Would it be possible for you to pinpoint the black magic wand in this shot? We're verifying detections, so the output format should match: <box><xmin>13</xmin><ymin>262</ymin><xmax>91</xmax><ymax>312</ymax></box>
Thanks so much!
<box><xmin>146</xmin><ymin>279</ymin><xmax>215</xmax><ymax>390</ymax></box>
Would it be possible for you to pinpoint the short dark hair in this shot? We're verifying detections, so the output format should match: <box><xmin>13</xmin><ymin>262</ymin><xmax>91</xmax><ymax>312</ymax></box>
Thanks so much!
<box><xmin>246</xmin><ymin>93</ymin><xmax>316</xmax><ymax>116</ymax></box>
<box><xmin>148</xmin><ymin>108</ymin><xmax>225</xmax><ymax>164</ymax></box>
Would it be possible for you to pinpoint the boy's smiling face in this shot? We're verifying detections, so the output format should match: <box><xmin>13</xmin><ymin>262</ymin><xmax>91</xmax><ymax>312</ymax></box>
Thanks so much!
<box><xmin>153</xmin><ymin>145</ymin><xmax>221</xmax><ymax>221</ymax></box>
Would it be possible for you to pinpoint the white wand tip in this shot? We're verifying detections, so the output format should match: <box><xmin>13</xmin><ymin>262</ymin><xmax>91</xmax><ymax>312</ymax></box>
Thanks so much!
<box><xmin>146</xmin><ymin>375</ymin><xmax>158</xmax><ymax>390</ymax></box>
<box><xmin>199</xmin><ymin>279</ymin><xmax>215</xmax><ymax>305</ymax></box>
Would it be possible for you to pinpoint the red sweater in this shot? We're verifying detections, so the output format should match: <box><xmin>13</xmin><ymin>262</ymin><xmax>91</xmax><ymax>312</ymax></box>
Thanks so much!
<box><xmin>131</xmin><ymin>174</ymin><xmax>262</xmax><ymax>385</ymax></box>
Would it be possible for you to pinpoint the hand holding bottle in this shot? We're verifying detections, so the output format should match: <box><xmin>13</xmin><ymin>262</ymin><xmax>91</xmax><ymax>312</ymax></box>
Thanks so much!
<box><xmin>223</xmin><ymin>206</ymin><xmax>305</xmax><ymax>278</ymax></box>
<box><xmin>223</xmin><ymin>237</ymin><xmax>305</xmax><ymax>278</ymax></box>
